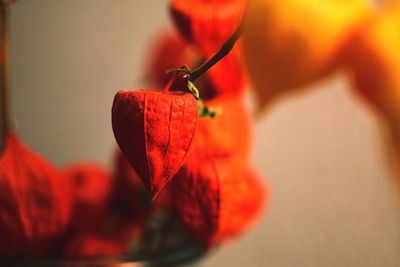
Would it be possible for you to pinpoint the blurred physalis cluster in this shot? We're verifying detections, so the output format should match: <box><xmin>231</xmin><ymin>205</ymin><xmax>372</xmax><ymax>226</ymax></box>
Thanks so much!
<box><xmin>0</xmin><ymin>0</ymin><xmax>267</xmax><ymax>264</ymax></box>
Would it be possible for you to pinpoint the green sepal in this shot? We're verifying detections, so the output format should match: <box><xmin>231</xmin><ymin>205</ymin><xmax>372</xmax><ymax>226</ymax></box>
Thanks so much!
<box><xmin>198</xmin><ymin>100</ymin><xmax>221</xmax><ymax>118</ymax></box>
<box><xmin>186</xmin><ymin>77</ymin><xmax>220</xmax><ymax>118</ymax></box>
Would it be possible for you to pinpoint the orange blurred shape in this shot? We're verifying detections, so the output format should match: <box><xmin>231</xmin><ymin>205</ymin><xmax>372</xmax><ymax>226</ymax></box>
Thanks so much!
<box><xmin>345</xmin><ymin>3</ymin><xmax>400</xmax><ymax>181</ymax></box>
<box><xmin>242</xmin><ymin>0</ymin><xmax>372</xmax><ymax>111</ymax></box>
<box><xmin>345</xmin><ymin>3</ymin><xmax>400</xmax><ymax>124</ymax></box>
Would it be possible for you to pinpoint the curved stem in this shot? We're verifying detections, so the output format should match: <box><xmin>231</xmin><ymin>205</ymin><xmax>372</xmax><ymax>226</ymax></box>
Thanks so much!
<box><xmin>0</xmin><ymin>0</ymin><xmax>11</xmax><ymax>152</ymax></box>
<box><xmin>188</xmin><ymin>19</ymin><xmax>243</xmax><ymax>82</ymax></box>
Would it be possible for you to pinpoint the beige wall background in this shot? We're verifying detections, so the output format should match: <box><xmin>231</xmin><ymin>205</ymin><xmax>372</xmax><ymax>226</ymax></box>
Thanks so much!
<box><xmin>10</xmin><ymin>1</ymin><xmax>400</xmax><ymax>266</ymax></box>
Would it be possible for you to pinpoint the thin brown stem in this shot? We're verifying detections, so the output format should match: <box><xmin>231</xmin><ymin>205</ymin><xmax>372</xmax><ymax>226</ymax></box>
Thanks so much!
<box><xmin>188</xmin><ymin>20</ymin><xmax>243</xmax><ymax>82</ymax></box>
<box><xmin>0</xmin><ymin>0</ymin><xmax>11</xmax><ymax>152</ymax></box>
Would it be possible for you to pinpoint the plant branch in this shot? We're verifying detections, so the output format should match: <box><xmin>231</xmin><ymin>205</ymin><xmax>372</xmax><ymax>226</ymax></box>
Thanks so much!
<box><xmin>188</xmin><ymin>20</ymin><xmax>243</xmax><ymax>82</ymax></box>
<box><xmin>0</xmin><ymin>0</ymin><xmax>11</xmax><ymax>152</ymax></box>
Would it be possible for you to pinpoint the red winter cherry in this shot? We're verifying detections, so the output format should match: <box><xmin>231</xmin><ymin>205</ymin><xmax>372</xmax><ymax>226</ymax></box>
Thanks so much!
<box><xmin>144</xmin><ymin>29</ymin><xmax>247</xmax><ymax>100</ymax></box>
<box><xmin>217</xmin><ymin>168</ymin><xmax>268</xmax><ymax>243</ymax></box>
<box><xmin>144</xmin><ymin>29</ymin><xmax>197</xmax><ymax>89</ymax></box>
<box><xmin>63</xmin><ymin>163</ymin><xmax>112</xmax><ymax>232</ymax></box>
<box><xmin>170</xmin><ymin>96</ymin><xmax>263</xmax><ymax>247</ymax></box>
<box><xmin>111</xmin><ymin>150</ymin><xmax>172</xmax><ymax>223</ymax></box>
<box><xmin>62</xmin><ymin>160</ymin><xmax>147</xmax><ymax>257</ymax></box>
<box><xmin>111</xmin><ymin>150</ymin><xmax>149</xmax><ymax>221</ymax></box>
<box><xmin>172</xmin><ymin>162</ymin><xmax>267</xmax><ymax>247</ymax></box>
<box><xmin>0</xmin><ymin>133</ymin><xmax>71</xmax><ymax>257</ymax></box>
<box><xmin>198</xmin><ymin>50</ymin><xmax>247</xmax><ymax>99</ymax></box>
<box><xmin>112</xmin><ymin>75</ymin><xmax>198</xmax><ymax>199</ymax></box>
<box><xmin>192</xmin><ymin>96</ymin><xmax>253</xmax><ymax>165</ymax></box>
<box><xmin>170</xmin><ymin>0</ymin><xmax>247</xmax><ymax>55</ymax></box>
<box><xmin>169</xmin><ymin>0</ymin><xmax>249</xmax><ymax>98</ymax></box>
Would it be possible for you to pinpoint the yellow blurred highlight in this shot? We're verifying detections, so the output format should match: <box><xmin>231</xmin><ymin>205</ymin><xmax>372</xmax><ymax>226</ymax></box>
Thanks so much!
<box><xmin>344</xmin><ymin>3</ymin><xmax>400</xmax><ymax>185</ymax></box>
<box><xmin>242</xmin><ymin>0</ymin><xmax>372</xmax><ymax>111</ymax></box>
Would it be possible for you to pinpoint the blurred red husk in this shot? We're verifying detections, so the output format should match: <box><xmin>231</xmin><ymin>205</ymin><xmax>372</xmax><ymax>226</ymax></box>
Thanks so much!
<box><xmin>111</xmin><ymin>150</ymin><xmax>173</xmax><ymax>220</ymax></box>
<box><xmin>217</xmin><ymin>168</ymin><xmax>268</xmax><ymax>244</ymax></box>
<box><xmin>169</xmin><ymin>95</ymin><xmax>267</xmax><ymax>248</ymax></box>
<box><xmin>60</xmin><ymin>161</ymin><xmax>150</xmax><ymax>258</ymax></box>
<box><xmin>170</xmin><ymin>0</ymin><xmax>247</xmax><ymax>55</ymax></box>
<box><xmin>62</xmin><ymin>163</ymin><xmax>112</xmax><ymax>232</ymax></box>
<box><xmin>62</xmin><ymin>232</ymin><xmax>127</xmax><ymax>258</ymax></box>
<box><xmin>197</xmin><ymin>48</ymin><xmax>248</xmax><ymax>100</ymax></box>
<box><xmin>144</xmin><ymin>29</ymin><xmax>197</xmax><ymax>89</ymax></box>
<box><xmin>171</xmin><ymin>158</ymin><xmax>268</xmax><ymax>248</ymax></box>
<box><xmin>190</xmin><ymin>96</ymin><xmax>254</xmax><ymax>163</ymax></box>
<box><xmin>169</xmin><ymin>0</ymin><xmax>249</xmax><ymax>96</ymax></box>
<box><xmin>0</xmin><ymin>133</ymin><xmax>71</xmax><ymax>257</ymax></box>
<box><xmin>145</xmin><ymin>29</ymin><xmax>247</xmax><ymax>100</ymax></box>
